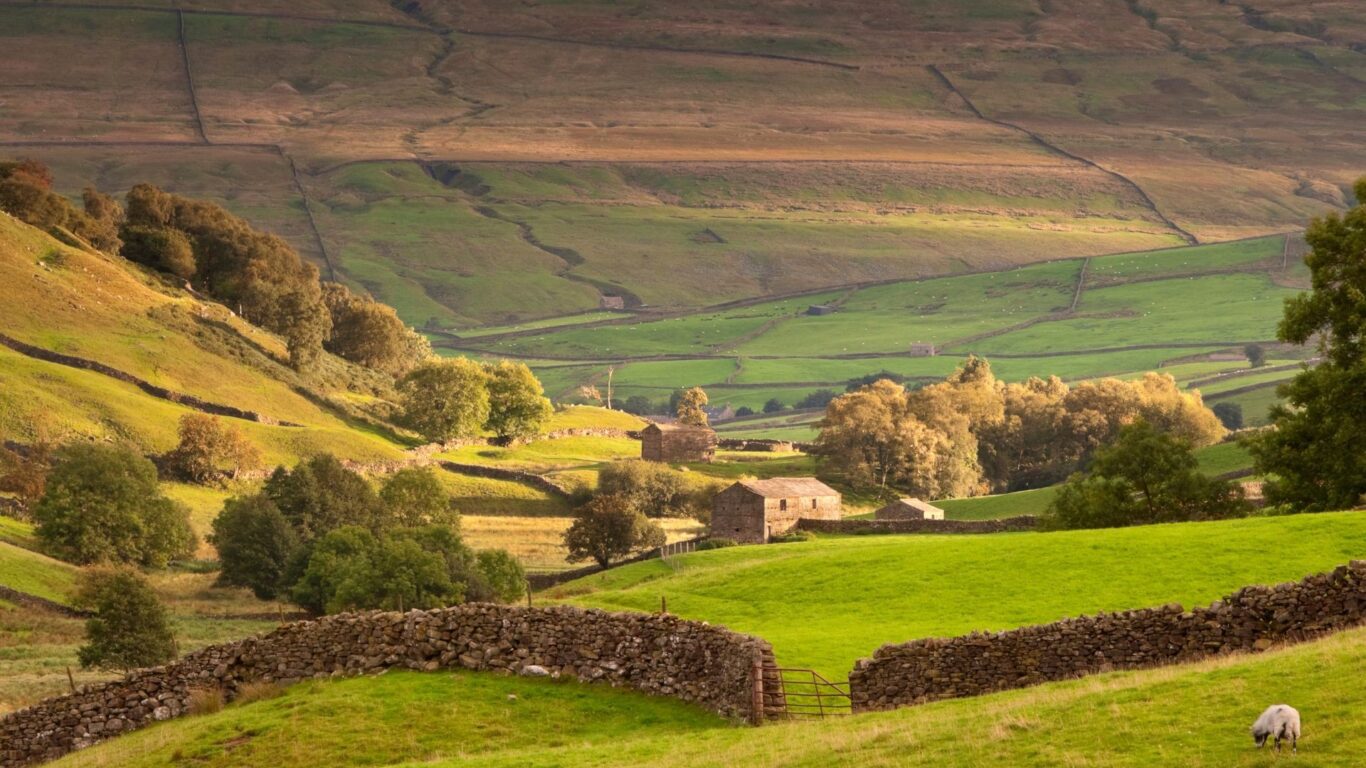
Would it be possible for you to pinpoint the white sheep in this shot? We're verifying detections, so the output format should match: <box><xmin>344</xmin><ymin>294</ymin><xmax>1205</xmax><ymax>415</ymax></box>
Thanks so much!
<box><xmin>1251</xmin><ymin>704</ymin><xmax>1300</xmax><ymax>753</ymax></box>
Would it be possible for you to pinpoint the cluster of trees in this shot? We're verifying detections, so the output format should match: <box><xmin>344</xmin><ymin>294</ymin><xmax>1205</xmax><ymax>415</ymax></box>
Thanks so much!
<box><xmin>1250</xmin><ymin>178</ymin><xmax>1366</xmax><ymax>511</ymax></box>
<box><xmin>164</xmin><ymin>414</ymin><xmax>262</xmax><ymax>484</ymax></box>
<box><xmin>816</xmin><ymin>356</ymin><xmax>1226</xmax><ymax>499</ymax></box>
<box><xmin>1</xmin><ymin>160</ymin><xmax>431</xmax><ymax>375</ymax></box>
<box><xmin>563</xmin><ymin>460</ymin><xmax>723</xmax><ymax>567</ymax></box>
<box><xmin>211</xmin><ymin>456</ymin><xmax>523</xmax><ymax>611</ymax></box>
<box><xmin>0</xmin><ymin>160</ymin><xmax>123</xmax><ymax>252</ymax></box>
<box><xmin>1043</xmin><ymin>421</ymin><xmax>1248</xmax><ymax>529</ymax></box>
<box><xmin>398</xmin><ymin>358</ymin><xmax>553</xmax><ymax>442</ymax></box>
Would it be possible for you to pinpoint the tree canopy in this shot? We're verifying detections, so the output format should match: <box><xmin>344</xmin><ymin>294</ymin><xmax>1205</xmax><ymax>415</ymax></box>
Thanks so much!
<box><xmin>74</xmin><ymin>569</ymin><xmax>177</xmax><ymax>671</ymax></box>
<box><xmin>1251</xmin><ymin>178</ymin><xmax>1366</xmax><ymax>511</ymax></box>
<box><xmin>563</xmin><ymin>494</ymin><xmax>666</xmax><ymax>568</ymax></box>
<box><xmin>33</xmin><ymin>444</ymin><xmax>195</xmax><ymax>568</ymax></box>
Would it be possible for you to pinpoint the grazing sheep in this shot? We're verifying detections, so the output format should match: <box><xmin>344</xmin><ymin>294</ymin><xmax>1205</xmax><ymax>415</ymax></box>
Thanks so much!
<box><xmin>1252</xmin><ymin>704</ymin><xmax>1300</xmax><ymax>753</ymax></box>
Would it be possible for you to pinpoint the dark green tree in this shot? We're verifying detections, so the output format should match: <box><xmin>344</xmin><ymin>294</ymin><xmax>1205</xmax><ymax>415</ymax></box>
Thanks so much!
<box><xmin>563</xmin><ymin>494</ymin><xmax>666</xmax><ymax>568</ymax></box>
<box><xmin>120</xmin><ymin>226</ymin><xmax>195</xmax><ymax>279</ymax></box>
<box><xmin>75</xmin><ymin>569</ymin><xmax>177</xmax><ymax>670</ymax></box>
<box><xmin>597</xmin><ymin>459</ymin><xmax>693</xmax><ymax>518</ymax></box>
<box><xmin>1243</xmin><ymin>343</ymin><xmax>1267</xmax><ymax>368</ymax></box>
<box><xmin>211</xmin><ymin>494</ymin><xmax>298</xmax><ymax>600</ymax></box>
<box><xmin>1251</xmin><ymin>178</ymin><xmax>1366</xmax><ymax>511</ymax></box>
<box><xmin>1212</xmin><ymin>401</ymin><xmax>1243</xmax><ymax>431</ymax></box>
<box><xmin>293</xmin><ymin>526</ymin><xmax>472</xmax><ymax>614</ymax></box>
<box><xmin>33</xmin><ymin>444</ymin><xmax>195</xmax><ymax>567</ymax></box>
<box><xmin>264</xmin><ymin>454</ymin><xmax>383</xmax><ymax>542</ymax></box>
<box><xmin>1044</xmin><ymin>422</ymin><xmax>1248</xmax><ymax>530</ymax></box>
<box><xmin>380</xmin><ymin>467</ymin><xmax>455</xmax><ymax>527</ymax></box>
<box><xmin>762</xmin><ymin>398</ymin><xmax>784</xmax><ymax>414</ymax></box>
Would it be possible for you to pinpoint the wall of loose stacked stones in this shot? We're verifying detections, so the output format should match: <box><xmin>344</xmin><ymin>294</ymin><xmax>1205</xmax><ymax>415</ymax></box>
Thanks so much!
<box><xmin>1</xmin><ymin>604</ymin><xmax>773</xmax><ymax>767</ymax></box>
<box><xmin>796</xmin><ymin>516</ymin><xmax>1038</xmax><ymax>535</ymax></box>
<box><xmin>850</xmin><ymin>560</ymin><xmax>1366</xmax><ymax>713</ymax></box>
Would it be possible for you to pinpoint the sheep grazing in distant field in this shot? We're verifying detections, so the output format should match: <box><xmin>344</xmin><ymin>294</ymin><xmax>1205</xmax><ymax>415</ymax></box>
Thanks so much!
<box><xmin>1252</xmin><ymin>704</ymin><xmax>1301</xmax><ymax>753</ymax></box>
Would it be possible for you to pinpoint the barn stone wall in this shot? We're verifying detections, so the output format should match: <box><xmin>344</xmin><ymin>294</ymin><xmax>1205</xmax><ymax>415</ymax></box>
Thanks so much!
<box><xmin>850</xmin><ymin>560</ymin><xmax>1366</xmax><ymax>713</ymax></box>
<box><xmin>797</xmin><ymin>517</ymin><xmax>1037</xmax><ymax>535</ymax></box>
<box><xmin>641</xmin><ymin>427</ymin><xmax>717</xmax><ymax>463</ymax></box>
<box><xmin>1</xmin><ymin>605</ymin><xmax>775</xmax><ymax>767</ymax></box>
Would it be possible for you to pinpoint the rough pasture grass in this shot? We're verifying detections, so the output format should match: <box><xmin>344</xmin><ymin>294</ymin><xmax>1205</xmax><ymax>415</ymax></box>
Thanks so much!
<box><xmin>1207</xmin><ymin>385</ymin><xmax>1284</xmax><ymax>428</ymax></box>
<box><xmin>552</xmin><ymin>512</ymin><xmax>1366</xmax><ymax>679</ymax></box>
<box><xmin>47</xmin><ymin>669</ymin><xmax>727</xmax><ymax>768</ymax></box>
<box><xmin>935</xmin><ymin>486</ymin><xmax>1059</xmax><ymax>520</ymax></box>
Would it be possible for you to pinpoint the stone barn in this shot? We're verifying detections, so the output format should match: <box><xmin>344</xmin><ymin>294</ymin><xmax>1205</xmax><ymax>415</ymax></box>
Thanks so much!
<box><xmin>640</xmin><ymin>423</ymin><xmax>717</xmax><ymax>463</ymax></box>
<box><xmin>908</xmin><ymin>342</ymin><xmax>937</xmax><ymax>357</ymax></box>
<box><xmin>711</xmin><ymin>477</ymin><xmax>841</xmax><ymax>544</ymax></box>
<box><xmin>874</xmin><ymin>497</ymin><xmax>944</xmax><ymax>520</ymax></box>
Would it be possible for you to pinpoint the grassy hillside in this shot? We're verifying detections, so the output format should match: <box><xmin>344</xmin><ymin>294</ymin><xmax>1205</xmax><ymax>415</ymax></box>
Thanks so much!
<box><xmin>551</xmin><ymin>512</ymin><xmax>1366</xmax><ymax>679</ymax></box>
<box><xmin>0</xmin><ymin>213</ymin><xmax>405</xmax><ymax>464</ymax></box>
<box><xmin>0</xmin><ymin>540</ymin><xmax>76</xmax><ymax>604</ymax></box>
<box><xmin>49</xmin><ymin>626</ymin><xmax>1366</xmax><ymax>767</ymax></box>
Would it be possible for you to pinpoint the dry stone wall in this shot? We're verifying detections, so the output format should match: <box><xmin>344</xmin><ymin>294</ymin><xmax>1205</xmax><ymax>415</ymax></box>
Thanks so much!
<box><xmin>796</xmin><ymin>516</ymin><xmax>1038</xmax><ymax>535</ymax></box>
<box><xmin>851</xmin><ymin>560</ymin><xmax>1366</xmax><ymax>712</ymax></box>
<box><xmin>1</xmin><ymin>604</ymin><xmax>774</xmax><ymax>767</ymax></box>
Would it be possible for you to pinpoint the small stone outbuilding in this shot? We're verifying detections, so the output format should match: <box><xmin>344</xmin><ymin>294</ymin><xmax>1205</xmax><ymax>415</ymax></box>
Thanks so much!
<box><xmin>640</xmin><ymin>423</ymin><xmax>717</xmax><ymax>463</ymax></box>
<box><xmin>711</xmin><ymin>477</ymin><xmax>841</xmax><ymax>544</ymax></box>
<box><xmin>908</xmin><ymin>342</ymin><xmax>937</xmax><ymax>357</ymax></box>
<box><xmin>874</xmin><ymin>497</ymin><xmax>944</xmax><ymax>520</ymax></box>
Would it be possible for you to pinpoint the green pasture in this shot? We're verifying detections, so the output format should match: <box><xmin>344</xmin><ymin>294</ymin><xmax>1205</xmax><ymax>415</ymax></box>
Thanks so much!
<box><xmin>554</xmin><ymin>512</ymin><xmax>1366</xmax><ymax>679</ymax></box>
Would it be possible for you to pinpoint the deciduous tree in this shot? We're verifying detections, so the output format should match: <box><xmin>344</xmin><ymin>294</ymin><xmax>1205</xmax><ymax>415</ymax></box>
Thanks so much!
<box><xmin>563</xmin><ymin>494</ymin><xmax>666</xmax><ymax>568</ymax></box>
<box><xmin>380</xmin><ymin>467</ymin><xmax>455</xmax><ymax>527</ymax></box>
<box><xmin>34</xmin><ymin>444</ymin><xmax>195</xmax><ymax>567</ymax></box>
<box><xmin>676</xmin><ymin>387</ymin><xmax>709</xmax><ymax>426</ymax></box>
<box><xmin>1251</xmin><ymin>177</ymin><xmax>1366</xmax><ymax>511</ymax></box>
<box><xmin>211</xmin><ymin>494</ymin><xmax>298</xmax><ymax>600</ymax></box>
<box><xmin>398</xmin><ymin>358</ymin><xmax>491</xmax><ymax>442</ymax></box>
<box><xmin>164</xmin><ymin>414</ymin><xmax>261</xmax><ymax>483</ymax></box>
<box><xmin>75</xmin><ymin>568</ymin><xmax>177</xmax><ymax>671</ymax></box>
<box><xmin>484</xmin><ymin>360</ymin><xmax>553</xmax><ymax>440</ymax></box>
<box><xmin>1044</xmin><ymin>422</ymin><xmax>1248</xmax><ymax>530</ymax></box>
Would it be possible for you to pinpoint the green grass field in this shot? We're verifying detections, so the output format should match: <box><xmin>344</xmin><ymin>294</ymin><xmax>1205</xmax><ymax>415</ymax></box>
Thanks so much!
<box><xmin>551</xmin><ymin>512</ymin><xmax>1366</xmax><ymax>679</ymax></box>
<box><xmin>445</xmin><ymin>235</ymin><xmax>1312</xmax><ymax>415</ymax></box>
<box><xmin>0</xmin><ymin>540</ymin><xmax>76</xmax><ymax>604</ymax></box>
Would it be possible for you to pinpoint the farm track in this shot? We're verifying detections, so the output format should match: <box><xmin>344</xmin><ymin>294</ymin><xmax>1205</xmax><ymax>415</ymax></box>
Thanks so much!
<box><xmin>926</xmin><ymin>64</ymin><xmax>1199</xmax><ymax>246</ymax></box>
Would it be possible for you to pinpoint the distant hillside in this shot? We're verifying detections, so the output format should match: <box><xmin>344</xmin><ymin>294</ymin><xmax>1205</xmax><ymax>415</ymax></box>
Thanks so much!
<box><xmin>2</xmin><ymin>1</ymin><xmax>1359</xmax><ymax>327</ymax></box>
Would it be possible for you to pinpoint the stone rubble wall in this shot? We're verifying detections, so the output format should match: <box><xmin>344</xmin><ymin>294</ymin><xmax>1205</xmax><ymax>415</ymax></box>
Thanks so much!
<box><xmin>796</xmin><ymin>516</ymin><xmax>1038</xmax><ymax>535</ymax></box>
<box><xmin>1</xmin><ymin>604</ymin><xmax>774</xmax><ymax>767</ymax></box>
<box><xmin>851</xmin><ymin>560</ymin><xmax>1366</xmax><ymax>713</ymax></box>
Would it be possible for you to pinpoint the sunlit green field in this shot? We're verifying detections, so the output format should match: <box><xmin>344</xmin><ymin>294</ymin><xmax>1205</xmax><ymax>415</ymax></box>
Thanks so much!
<box><xmin>553</xmin><ymin>512</ymin><xmax>1366</xmax><ymax>679</ymax></box>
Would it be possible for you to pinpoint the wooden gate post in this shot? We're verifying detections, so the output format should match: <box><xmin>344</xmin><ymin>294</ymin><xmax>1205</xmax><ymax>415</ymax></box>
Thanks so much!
<box><xmin>751</xmin><ymin>657</ymin><xmax>765</xmax><ymax>725</ymax></box>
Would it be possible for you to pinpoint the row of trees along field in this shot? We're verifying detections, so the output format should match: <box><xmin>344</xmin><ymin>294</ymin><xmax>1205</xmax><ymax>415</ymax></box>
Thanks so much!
<box><xmin>814</xmin><ymin>355</ymin><xmax>1225</xmax><ymax>500</ymax></box>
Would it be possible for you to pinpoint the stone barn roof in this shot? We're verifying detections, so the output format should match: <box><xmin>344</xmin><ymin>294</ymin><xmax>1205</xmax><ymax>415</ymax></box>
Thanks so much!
<box><xmin>642</xmin><ymin>422</ymin><xmax>713</xmax><ymax>434</ymax></box>
<box><xmin>733</xmin><ymin>477</ymin><xmax>840</xmax><ymax>498</ymax></box>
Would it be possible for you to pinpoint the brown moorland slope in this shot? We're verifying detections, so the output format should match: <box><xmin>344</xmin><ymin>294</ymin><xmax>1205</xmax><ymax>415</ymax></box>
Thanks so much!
<box><xmin>0</xmin><ymin>0</ymin><xmax>1361</xmax><ymax>326</ymax></box>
